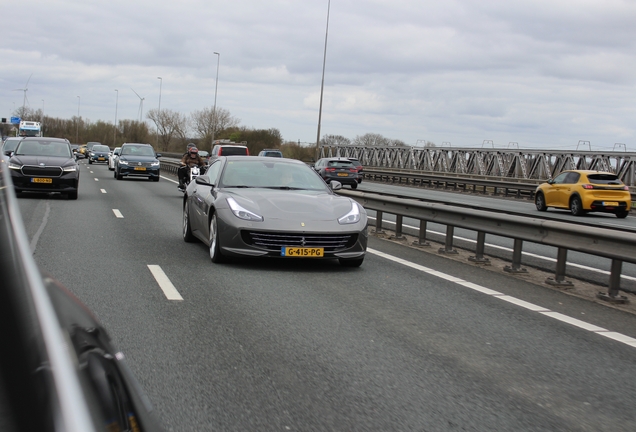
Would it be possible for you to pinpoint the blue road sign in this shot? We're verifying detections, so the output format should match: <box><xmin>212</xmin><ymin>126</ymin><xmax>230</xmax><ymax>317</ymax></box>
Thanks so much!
<box><xmin>10</xmin><ymin>117</ymin><xmax>20</xmax><ymax>124</ymax></box>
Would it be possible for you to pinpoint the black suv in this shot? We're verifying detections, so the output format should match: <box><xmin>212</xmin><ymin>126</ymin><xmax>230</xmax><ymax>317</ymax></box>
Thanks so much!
<box><xmin>114</xmin><ymin>143</ymin><xmax>162</xmax><ymax>181</ymax></box>
<box><xmin>87</xmin><ymin>144</ymin><xmax>110</xmax><ymax>164</ymax></box>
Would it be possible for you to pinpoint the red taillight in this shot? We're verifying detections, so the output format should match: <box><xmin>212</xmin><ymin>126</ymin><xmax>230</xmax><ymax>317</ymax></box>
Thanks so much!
<box><xmin>350</xmin><ymin>168</ymin><xmax>358</xmax><ymax>172</ymax></box>
<box><xmin>624</xmin><ymin>186</ymin><xmax>630</xmax><ymax>191</ymax></box>
<box><xmin>582</xmin><ymin>184</ymin><xmax>594</xmax><ymax>189</ymax></box>
<box><xmin>325</xmin><ymin>167</ymin><xmax>336</xmax><ymax>172</ymax></box>
<box><xmin>246</xmin><ymin>149</ymin><xmax>250</xmax><ymax>155</ymax></box>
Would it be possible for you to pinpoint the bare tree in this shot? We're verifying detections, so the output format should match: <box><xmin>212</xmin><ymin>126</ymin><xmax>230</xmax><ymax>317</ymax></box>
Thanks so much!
<box><xmin>353</xmin><ymin>133</ymin><xmax>389</xmax><ymax>146</ymax></box>
<box><xmin>147</xmin><ymin>108</ymin><xmax>188</xmax><ymax>151</ymax></box>
<box><xmin>191</xmin><ymin>107</ymin><xmax>239</xmax><ymax>151</ymax></box>
<box><xmin>320</xmin><ymin>134</ymin><xmax>351</xmax><ymax>146</ymax></box>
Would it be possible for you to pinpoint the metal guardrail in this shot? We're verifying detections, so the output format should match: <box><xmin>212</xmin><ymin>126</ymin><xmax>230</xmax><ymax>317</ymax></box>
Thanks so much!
<box><xmin>363</xmin><ymin>168</ymin><xmax>539</xmax><ymax>199</ymax></box>
<box><xmin>337</xmin><ymin>189</ymin><xmax>636</xmax><ymax>303</ymax></box>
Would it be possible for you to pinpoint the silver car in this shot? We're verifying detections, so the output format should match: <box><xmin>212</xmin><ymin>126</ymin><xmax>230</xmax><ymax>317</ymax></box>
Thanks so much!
<box><xmin>182</xmin><ymin>156</ymin><xmax>368</xmax><ymax>267</ymax></box>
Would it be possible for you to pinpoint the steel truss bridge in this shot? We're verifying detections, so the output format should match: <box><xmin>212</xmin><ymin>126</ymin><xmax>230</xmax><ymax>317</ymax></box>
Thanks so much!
<box><xmin>317</xmin><ymin>146</ymin><xmax>636</xmax><ymax>186</ymax></box>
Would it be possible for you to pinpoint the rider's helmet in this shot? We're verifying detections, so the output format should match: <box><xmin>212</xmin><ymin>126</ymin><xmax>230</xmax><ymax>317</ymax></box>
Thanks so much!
<box><xmin>187</xmin><ymin>143</ymin><xmax>196</xmax><ymax>150</ymax></box>
<box><xmin>188</xmin><ymin>147</ymin><xmax>199</xmax><ymax>156</ymax></box>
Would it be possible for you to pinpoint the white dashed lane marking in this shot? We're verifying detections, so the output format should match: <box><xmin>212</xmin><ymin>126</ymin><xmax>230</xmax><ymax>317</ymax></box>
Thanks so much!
<box><xmin>147</xmin><ymin>265</ymin><xmax>184</xmax><ymax>300</ymax></box>
<box><xmin>112</xmin><ymin>209</ymin><xmax>124</xmax><ymax>218</ymax></box>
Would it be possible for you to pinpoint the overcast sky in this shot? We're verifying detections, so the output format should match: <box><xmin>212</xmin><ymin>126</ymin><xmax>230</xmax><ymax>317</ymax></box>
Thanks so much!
<box><xmin>3</xmin><ymin>0</ymin><xmax>636</xmax><ymax>150</ymax></box>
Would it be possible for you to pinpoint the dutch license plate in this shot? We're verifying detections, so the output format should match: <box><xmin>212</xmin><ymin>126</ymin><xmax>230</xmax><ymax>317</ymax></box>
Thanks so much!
<box><xmin>134</xmin><ymin>167</ymin><xmax>146</xmax><ymax>171</ymax></box>
<box><xmin>282</xmin><ymin>247</ymin><xmax>324</xmax><ymax>257</ymax></box>
<box><xmin>98</xmin><ymin>157</ymin><xmax>105</xmax><ymax>161</ymax></box>
<box><xmin>31</xmin><ymin>178</ymin><xmax>52</xmax><ymax>183</ymax></box>
<box><xmin>603</xmin><ymin>201</ymin><xmax>619</xmax><ymax>206</ymax></box>
<box><xmin>337</xmin><ymin>172</ymin><xmax>348</xmax><ymax>177</ymax></box>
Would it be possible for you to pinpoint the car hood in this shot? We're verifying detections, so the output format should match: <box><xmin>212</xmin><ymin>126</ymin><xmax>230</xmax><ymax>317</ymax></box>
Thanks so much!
<box><xmin>11</xmin><ymin>155</ymin><xmax>75</xmax><ymax>166</ymax></box>
<box><xmin>227</xmin><ymin>189</ymin><xmax>357</xmax><ymax>222</ymax></box>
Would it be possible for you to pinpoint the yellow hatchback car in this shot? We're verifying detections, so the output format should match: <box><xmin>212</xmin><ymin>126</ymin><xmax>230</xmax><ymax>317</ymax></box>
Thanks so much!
<box><xmin>535</xmin><ymin>170</ymin><xmax>631</xmax><ymax>218</ymax></box>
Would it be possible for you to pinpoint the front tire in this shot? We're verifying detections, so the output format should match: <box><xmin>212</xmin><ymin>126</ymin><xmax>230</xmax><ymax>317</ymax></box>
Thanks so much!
<box><xmin>570</xmin><ymin>196</ymin><xmax>584</xmax><ymax>216</ymax></box>
<box><xmin>183</xmin><ymin>203</ymin><xmax>195</xmax><ymax>242</ymax></box>
<box><xmin>535</xmin><ymin>192</ymin><xmax>547</xmax><ymax>211</ymax></box>
<box><xmin>116</xmin><ymin>170</ymin><xmax>123</xmax><ymax>180</ymax></box>
<box><xmin>351</xmin><ymin>183</ymin><xmax>358</xmax><ymax>190</ymax></box>
<box><xmin>616</xmin><ymin>210</ymin><xmax>629</xmax><ymax>219</ymax></box>
<box><xmin>68</xmin><ymin>190</ymin><xmax>78</xmax><ymax>200</ymax></box>
<box><xmin>209</xmin><ymin>214</ymin><xmax>226</xmax><ymax>263</ymax></box>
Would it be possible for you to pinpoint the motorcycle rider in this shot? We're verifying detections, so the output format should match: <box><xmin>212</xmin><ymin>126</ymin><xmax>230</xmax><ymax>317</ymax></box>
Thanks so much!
<box><xmin>178</xmin><ymin>147</ymin><xmax>206</xmax><ymax>191</ymax></box>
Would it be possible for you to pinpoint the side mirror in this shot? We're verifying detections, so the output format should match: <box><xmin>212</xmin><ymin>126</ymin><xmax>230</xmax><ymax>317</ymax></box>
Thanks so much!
<box><xmin>156</xmin><ymin>153</ymin><xmax>162</xmax><ymax>158</ymax></box>
<box><xmin>547</xmin><ymin>179</ymin><xmax>554</xmax><ymax>185</ymax></box>
<box><xmin>330</xmin><ymin>181</ymin><xmax>342</xmax><ymax>191</ymax></box>
<box><xmin>4</xmin><ymin>150</ymin><xmax>12</xmax><ymax>156</ymax></box>
<box><xmin>195</xmin><ymin>176</ymin><xmax>213</xmax><ymax>186</ymax></box>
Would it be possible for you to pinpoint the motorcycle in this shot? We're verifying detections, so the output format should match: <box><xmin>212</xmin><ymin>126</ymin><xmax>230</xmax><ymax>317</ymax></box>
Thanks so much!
<box><xmin>178</xmin><ymin>164</ymin><xmax>202</xmax><ymax>193</ymax></box>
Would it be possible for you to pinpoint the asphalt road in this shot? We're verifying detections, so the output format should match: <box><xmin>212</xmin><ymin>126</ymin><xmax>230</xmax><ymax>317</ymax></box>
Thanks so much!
<box><xmin>16</xmin><ymin>160</ymin><xmax>636</xmax><ymax>431</ymax></box>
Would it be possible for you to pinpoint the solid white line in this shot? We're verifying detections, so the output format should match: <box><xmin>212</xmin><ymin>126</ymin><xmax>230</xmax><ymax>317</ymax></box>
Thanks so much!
<box><xmin>162</xmin><ymin>175</ymin><xmax>178</xmax><ymax>184</ymax></box>
<box><xmin>367</xmin><ymin>247</ymin><xmax>636</xmax><ymax>349</ymax></box>
<box><xmin>100</xmin><ymin>189</ymin><xmax>107</xmax><ymax>193</ymax></box>
<box><xmin>112</xmin><ymin>209</ymin><xmax>124</xmax><ymax>218</ymax></box>
<box><xmin>369</xmin><ymin>216</ymin><xmax>636</xmax><ymax>282</ymax></box>
<box><xmin>147</xmin><ymin>265</ymin><xmax>184</xmax><ymax>301</ymax></box>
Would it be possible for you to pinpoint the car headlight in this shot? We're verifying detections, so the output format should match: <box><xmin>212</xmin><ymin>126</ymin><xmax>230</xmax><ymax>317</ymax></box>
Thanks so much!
<box><xmin>227</xmin><ymin>197</ymin><xmax>263</xmax><ymax>222</ymax></box>
<box><xmin>119</xmin><ymin>160</ymin><xmax>128</xmax><ymax>165</ymax></box>
<box><xmin>338</xmin><ymin>202</ymin><xmax>361</xmax><ymax>224</ymax></box>
<box><xmin>62</xmin><ymin>165</ymin><xmax>77</xmax><ymax>172</ymax></box>
<box><xmin>89</xmin><ymin>152</ymin><xmax>95</xmax><ymax>156</ymax></box>
<box><xmin>8</xmin><ymin>162</ymin><xmax>22</xmax><ymax>170</ymax></box>
<box><xmin>151</xmin><ymin>161</ymin><xmax>160</xmax><ymax>167</ymax></box>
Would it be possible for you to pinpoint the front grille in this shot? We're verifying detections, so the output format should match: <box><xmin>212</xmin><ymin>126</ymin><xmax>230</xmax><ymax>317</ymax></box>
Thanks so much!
<box><xmin>126</xmin><ymin>162</ymin><xmax>153</xmax><ymax>168</ymax></box>
<box><xmin>242</xmin><ymin>231</ymin><xmax>357</xmax><ymax>252</ymax></box>
<box><xmin>21</xmin><ymin>166</ymin><xmax>63</xmax><ymax>177</ymax></box>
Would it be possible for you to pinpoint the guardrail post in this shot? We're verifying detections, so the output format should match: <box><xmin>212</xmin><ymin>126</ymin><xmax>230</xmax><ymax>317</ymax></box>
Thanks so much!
<box><xmin>597</xmin><ymin>259</ymin><xmax>629</xmax><ymax>304</ymax></box>
<box><xmin>545</xmin><ymin>247</ymin><xmax>573</xmax><ymax>287</ymax></box>
<box><xmin>373</xmin><ymin>210</ymin><xmax>386</xmax><ymax>235</ymax></box>
<box><xmin>412</xmin><ymin>220</ymin><xmax>431</xmax><ymax>247</ymax></box>
<box><xmin>504</xmin><ymin>239</ymin><xmax>527</xmax><ymax>273</ymax></box>
<box><xmin>438</xmin><ymin>225</ymin><xmax>458</xmax><ymax>254</ymax></box>
<box><xmin>390</xmin><ymin>215</ymin><xmax>406</xmax><ymax>241</ymax></box>
<box><xmin>468</xmin><ymin>231</ymin><xmax>490</xmax><ymax>264</ymax></box>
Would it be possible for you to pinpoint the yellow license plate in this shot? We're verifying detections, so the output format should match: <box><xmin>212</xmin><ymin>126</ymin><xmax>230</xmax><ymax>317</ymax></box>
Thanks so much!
<box><xmin>98</xmin><ymin>157</ymin><xmax>105</xmax><ymax>161</ymax></box>
<box><xmin>337</xmin><ymin>172</ymin><xmax>348</xmax><ymax>177</ymax></box>
<box><xmin>31</xmin><ymin>178</ymin><xmax>53</xmax><ymax>183</ymax></box>
<box><xmin>282</xmin><ymin>247</ymin><xmax>324</xmax><ymax>257</ymax></box>
<box><xmin>134</xmin><ymin>167</ymin><xmax>146</xmax><ymax>171</ymax></box>
<box><xmin>603</xmin><ymin>201</ymin><xmax>619</xmax><ymax>206</ymax></box>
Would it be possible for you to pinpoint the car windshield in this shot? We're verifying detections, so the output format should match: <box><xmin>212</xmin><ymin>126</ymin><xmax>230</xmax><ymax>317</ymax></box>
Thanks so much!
<box><xmin>587</xmin><ymin>174</ymin><xmax>623</xmax><ymax>185</ymax></box>
<box><xmin>93</xmin><ymin>145</ymin><xmax>110</xmax><ymax>152</ymax></box>
<box><xmin>221</xmin><ymin>160</ymin><xmax>327</xmax><ymax>190</ymax></box>
<box><xmin>219</xmin><ymin>146</ymin><xmax>248</xmax><ymax>156</ymax></box>
<box><xmin>15</xmin><ymin>140</ymin><xmax>72</xmax><ymax>158</ymax></box>
<box><xmin>121</xmin><ymin>145</ymin><xmax>155</xmax><ymax>156</ymax></box>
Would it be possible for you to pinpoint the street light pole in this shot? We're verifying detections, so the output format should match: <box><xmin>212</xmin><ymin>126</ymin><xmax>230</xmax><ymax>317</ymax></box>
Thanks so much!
<box><xmin>156</xmin><ymin>77</ymin><xmax>162</xmax><ymax>147</ymax></box>
<box><xmin>211</xmin><ymin>52</ymin><xmax>220</xmax><ymax>150</ymax></box>
<box><xmin>316</xmin><ymin>0</ymin><xmax>331</xmax><ymax>149</ymax></box>
<box><xmin>76</xmin><ymin>96</ymin><xmax>81</xmax><ymax>144</ymax></box>
<box><xmin>114</xmin><ymin>89</ymin><xmax>119</xmax><ymax>147</ymax></box>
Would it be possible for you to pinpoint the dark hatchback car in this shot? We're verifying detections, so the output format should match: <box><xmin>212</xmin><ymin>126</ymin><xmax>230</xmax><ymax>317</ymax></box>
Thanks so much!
<box><xmin>7</xmin><ymin>137</ymin><xmax>79</xmax><ymax>199</ymax></box>
<box><xmin>115</xmin><ymin>143</ymin><xmax>161</xmax><ymax>181</ymax></box>
<box><xmin>0</xmin><ymin>155</ymin><xmax>165</xmax><ymax>431</ymax></box>
<box><xmin>87</xmin><ymin>144</ymin><xmax>110</xmax><ymax>164</ymax></box>
<box><xmin>313</xmin><ymin>157</ymin><xmax>361</xmax><ymax>189</ymax></box>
